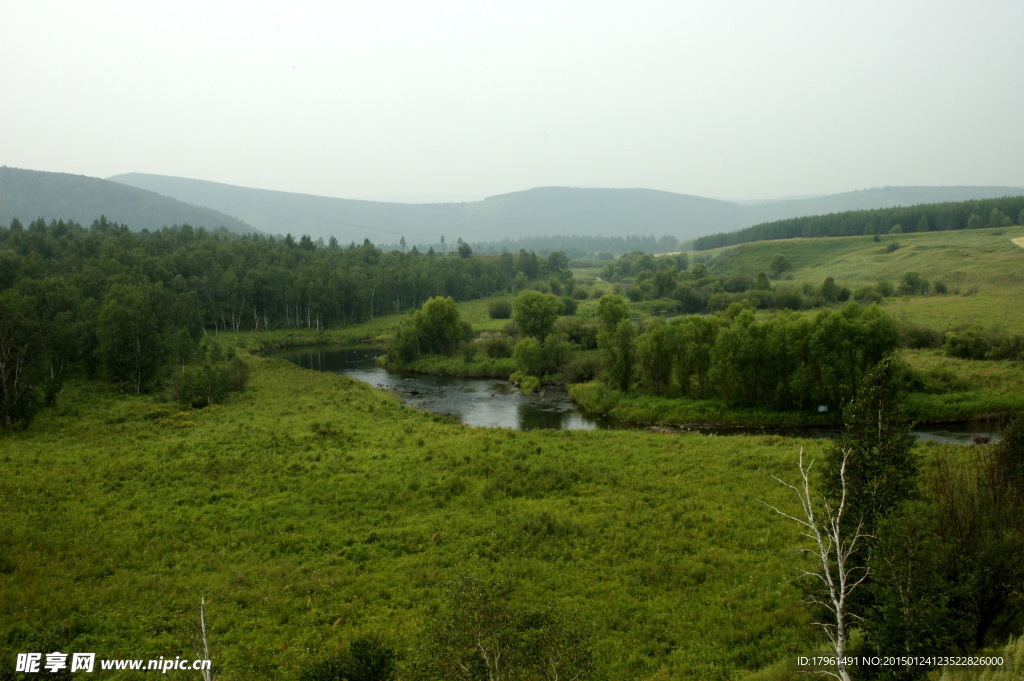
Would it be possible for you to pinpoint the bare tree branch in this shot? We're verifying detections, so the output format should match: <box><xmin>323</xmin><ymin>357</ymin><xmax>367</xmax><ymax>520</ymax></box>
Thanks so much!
<box><xmin>761</xmin><ymin>448</ymin><xmax>871</xmax><ymax>681</ymax></box>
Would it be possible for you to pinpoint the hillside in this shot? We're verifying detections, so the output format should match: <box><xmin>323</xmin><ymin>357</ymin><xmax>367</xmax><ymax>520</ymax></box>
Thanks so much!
<box><xmin>701</xmin><ymin>225</ymin><xmax>1024</xmax><ymax>333</ymax></box>
<box><xmin>0</xmin><ymin>167</ymin><xmax>257</xmax><ymax>234</ymax></box>
<box><xmin>110</xmin><ymin>172</ymin><xmax>1024</xmax><ymax>248</ymax></box>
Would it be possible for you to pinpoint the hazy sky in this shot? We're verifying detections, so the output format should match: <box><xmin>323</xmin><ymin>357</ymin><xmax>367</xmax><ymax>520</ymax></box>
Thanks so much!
<box><xmin>3</xmin><ymin>0</ymin><xmax>1023</xmax><ymax>203</ymax></box>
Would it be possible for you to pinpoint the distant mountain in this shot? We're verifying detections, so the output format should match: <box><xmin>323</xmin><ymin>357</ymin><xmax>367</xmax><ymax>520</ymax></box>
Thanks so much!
<box><xmin>108</xmin><ymin>173</ymin><xmax>1024</xmax><ymax>248</ymax></box>
<box><xmin>0</xmin><ymin>167</ymin><xmax>257</xmax><ymax>234</ymax></box>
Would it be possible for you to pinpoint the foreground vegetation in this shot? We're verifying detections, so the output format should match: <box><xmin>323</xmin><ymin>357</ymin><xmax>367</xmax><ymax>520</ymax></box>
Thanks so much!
<box><xmin>3</xmin><ymin>354</ymin><xmax>820</xmax><ymax>680</ymax></box>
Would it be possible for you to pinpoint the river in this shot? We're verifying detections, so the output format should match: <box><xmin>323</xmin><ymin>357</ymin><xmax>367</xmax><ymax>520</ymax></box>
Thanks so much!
<box><xmin>274</xmin><ymin>346</ymin><xmax>1001</xmax><ymax>444</ymax></box>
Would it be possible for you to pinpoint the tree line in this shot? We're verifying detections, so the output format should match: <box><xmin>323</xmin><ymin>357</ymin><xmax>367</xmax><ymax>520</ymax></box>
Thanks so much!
<box><xmin>0</xmin><ymin>216</ymin><xmax>568</xmax><ymax>428</ymax></box>
<box><xmin>692</xmin><ymin>196</ymin><xmax>1024</xmax><ymax>250</ymax></box>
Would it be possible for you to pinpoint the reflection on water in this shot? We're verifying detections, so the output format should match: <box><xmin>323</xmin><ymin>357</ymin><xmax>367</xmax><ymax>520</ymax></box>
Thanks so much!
<box><xmin>278</xmin><ymin>346</ymin><xmax>613</xmax><ymax>431</ymax></box>
<box><xmin>275</xmin><ymin>346</ymin><xmax>1002</xmax><ymax>442</ymax></box>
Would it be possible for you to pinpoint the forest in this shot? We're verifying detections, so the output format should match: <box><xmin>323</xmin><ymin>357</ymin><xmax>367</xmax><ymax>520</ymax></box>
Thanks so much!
<box><xmin>0</xmin><ymin>216</ymin><xmax>567</xmax><ymax>428</ymax></box>
<box><xmin>692</xmin><ymin>196</ymin><xmax>1024</xmax><ymax>250</ymax></box>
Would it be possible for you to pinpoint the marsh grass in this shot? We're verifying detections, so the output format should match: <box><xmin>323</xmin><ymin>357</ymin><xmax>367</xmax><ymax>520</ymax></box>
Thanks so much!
<box><xmin>1</xmin><ymin>354</ymin><xmax>822</xmax><ymax>680</ymax></box>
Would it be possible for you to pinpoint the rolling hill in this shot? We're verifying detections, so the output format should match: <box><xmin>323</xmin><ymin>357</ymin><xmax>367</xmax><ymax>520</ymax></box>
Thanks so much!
<box><xmin>0</xmin><ymin>167</ymin><xmax>257</xmax><ymax>234</ymax></box>
<box><xmin>110</xmin><ymin>172</ymin><xmax>1024</xmax><ymax>248</ymax></box>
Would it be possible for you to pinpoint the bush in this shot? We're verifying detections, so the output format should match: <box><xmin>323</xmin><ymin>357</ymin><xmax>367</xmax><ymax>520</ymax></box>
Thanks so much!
<box><xmin>488</xmin><ymin>299</ymin><xmax>513</xmax><ymax>319</ymax></box>
<box><xmin>567</xmin><ymin>380</ymin><xmax>621</xmax><ymax>415</ymax></box>
<box><xmin>943</xmin><ymin>327</ymin><xmax>993</xmax><ymax>360</ymax></box>
<box><xmin>561</xmin><ymin>352</ymin><xmax>602</xmax><ymax>383</ymax></box>
<box><xmin>480</xmin><ymin>335</ymin><xmax>514</xmax><ymax>359</ymax></box>
<box><xmin>513</xmin><ymin>337</ymin><xmax>543</xmax><ymax>377</ymax></box>
<box><xmin>299</xmin><ymin>635</ymin><xmax>396</xmax><ymax>681</ymax></box>
<box><xmin>518</xmin><ymin>375</ymin><xmax>541</xmax><ymax>394</ymax></box>
<box><xmin>898</xmin><ymin>321</ymin><xmax>943</xmax><ymax>349</ymax></box>
<box><xmin>169</xmin><ymin>358</ymin><xmax>250</xmax><ymax>407</ymax></box>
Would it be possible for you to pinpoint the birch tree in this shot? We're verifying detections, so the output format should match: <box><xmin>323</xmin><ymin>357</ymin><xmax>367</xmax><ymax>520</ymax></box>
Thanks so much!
<box><xmin>764</xmin><ymin>449</ymin><xmax>870</xmax><ymax>681</ymax></box>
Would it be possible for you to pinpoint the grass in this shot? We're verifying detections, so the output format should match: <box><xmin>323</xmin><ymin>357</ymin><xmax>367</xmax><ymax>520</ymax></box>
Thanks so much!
<box><xmin>699</xmin><ymin>226</ymin><xmax>1024</xmax><ymax>333</ymax></box>
<box><xmin>2</xmin><ymin>354</ymin><xmax>830</xmax><ymax>680</ymax></box>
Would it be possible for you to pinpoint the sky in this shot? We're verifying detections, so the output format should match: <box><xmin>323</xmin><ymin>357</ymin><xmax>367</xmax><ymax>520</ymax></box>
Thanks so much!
<box><xmin>3</xmin><ymin>0</ymin><xmax>1023</xmax><ymax>203</ymax></box>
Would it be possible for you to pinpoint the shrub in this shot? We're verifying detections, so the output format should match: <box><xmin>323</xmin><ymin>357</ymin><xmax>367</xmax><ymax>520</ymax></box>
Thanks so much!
<box><xmin>561</xmin><ymin>352</ymin><xmax>602</xmax><ymax>383</ymax></box>
<box><xmin>943</xmin><ymin>327</ymin><xmax>992</xmax><ymax>360</ymax></box>
<box><xmin>480</xmin><ymin>335</ymin><xmax>514</xmax><ymax>359</ymax></box>
<box><xmin>488</xmin><ymin>299</ymin><xmax>513</xmax><ymax>319</ymax></box>
<box><xmin>169</xmin><ymin>358</ymin><xmax>250</xmax><ymax>408</ymax></box>
<box><xmin>299</xmin><ymin>635</ymin><xmax>396</xmax><ymax>681</ymax></box>
<box><xmin>898</xmin><ymin>321</ymin><xmax>943</xmax><ymax>349</ymax></box>
<box><xmin>513</xmin><ymin>338</ymin><xmax>543</xmax><ymax>377</ymax></box>
<box><xmin>567</xmin><ymin>380</ymin><xmax>621</xmax><ymax>415</ymax></box>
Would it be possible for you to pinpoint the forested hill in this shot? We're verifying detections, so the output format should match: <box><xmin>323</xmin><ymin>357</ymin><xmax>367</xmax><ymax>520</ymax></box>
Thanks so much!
<box><xmin>693</xmin><ymin>195</ymin><xmax>1024</xmax><ymax>250</ymax></box>
<box><xmin>0</xmin><ymin>167</ymin><xmax>257</xmax><ymax>234</ymax></box>
<box><xmin>109</xmin><ymin>174</ymin><xmax>741</xmax><ymax>245</ymax></box>
<box><xmin>110</xmin><ymin>173</ymin><xmax>1024</xmax><ymax>248</ymax></box>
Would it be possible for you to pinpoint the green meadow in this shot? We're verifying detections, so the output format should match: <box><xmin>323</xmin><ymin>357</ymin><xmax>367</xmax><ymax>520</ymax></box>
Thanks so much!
<box><xmin>2</xmin><ymin>354</ymin><xmax>829</xmax><ymax>680</ymax></box>
<box><xmin>702</xmin><ymin>225</ymin><xmax>1024</xmax><ymax>333</ymax></box>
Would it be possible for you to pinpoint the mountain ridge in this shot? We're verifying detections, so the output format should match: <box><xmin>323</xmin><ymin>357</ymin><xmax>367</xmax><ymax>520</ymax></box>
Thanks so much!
<box><xmin>0</xmin><ymin>167</ymin><xmax>257</xmax><ymax>234</ymax></box>
<box><xmin>5</xmin><ymin>167</ymin><xmax>1021</xmax><ymax>248</ymax></box>
<box><xmin>110</xmin><ymin>173</ymin><xmax>1023</xmax><ymax>247</ymax></box>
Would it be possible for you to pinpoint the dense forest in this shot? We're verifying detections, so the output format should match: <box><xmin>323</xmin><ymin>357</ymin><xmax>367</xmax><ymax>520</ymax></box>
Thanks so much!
<box><xmin>0</xmin><ymin>216</ymin><xmax>568</xmax><ymax>428</ymax></box>
<box><xmin>692</xmin><ymin>196</ymin><xmax>1024</xmax><ymax>250</ymax></box>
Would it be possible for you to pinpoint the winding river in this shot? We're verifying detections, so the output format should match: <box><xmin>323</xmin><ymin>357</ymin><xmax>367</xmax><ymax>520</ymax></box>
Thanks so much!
<box><xmin>274</xmin><ymin>346</ymin><xmax>1001</xmax><ymax>444</ymax></box>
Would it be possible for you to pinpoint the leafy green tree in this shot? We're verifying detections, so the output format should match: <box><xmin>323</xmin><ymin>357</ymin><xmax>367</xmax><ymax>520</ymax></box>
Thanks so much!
<box><xmin>415</xmin><ymin>296</ymin><xmax>469</xmax><ymax>357</ymax></box>
<box><xmin>0</xmin><ymin>291</ymin><xmax>44</xmax><ymax>429</ymax></box>
<box><xmin>596</xmin><ymin>294</ymin><xmax>629</xmax><ymax>333</ymax></box>
<box><xmin>821</xmin><ymin>276</ymin><xmax>842</xmax><ymax>302</ymax></box>
<box><xmin>97</xmin><ymin>283</ymin><xmax>166</xmax><ymax>394</ymax></box>
<box><xmin>635</xmin><ymin>318</ymin><xmax>673</xmax><ymax>396</ymax></box>
<box><xmin>769</xmin><ymin>253</ymin><xmax>792</xmax><ymax>277</ymax></box>
<box><xmin>898</xmin><ymin>271</ymin><xmax>930</xmax><ymax>295</ymax></box>
<box><xmin>600</xmin><ymin>318</ymin><xmax>635</xmax><ymax>392</ymax></box>
<box><xmin>822</xmin><ymin>355</ymin><xmax>917</xmax><ymax>540</ymax></box>
<box><xmin>864</xmin><ymin>500</ymin><xmax>955</xmax><ymax>679</ymax></box>
<box><xmin>669</xmin><ymin>315</ymin><xmax>719</xmax><ymax>398</ymax></box>
<box><xmin>513</xmin><ymin>337</ymin><xmax>543</xmax><ymax>377</ymax></box>
<box><xmin>512</xmin><ymin>290</ymin><xmax>562</xmax><ymax>339</ymax></box>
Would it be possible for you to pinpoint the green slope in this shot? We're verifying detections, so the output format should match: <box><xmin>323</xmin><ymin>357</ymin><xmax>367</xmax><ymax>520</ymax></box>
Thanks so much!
<box><xmin>700</xmin><ymin>225</ymin><xmax>1024</xmax><ymax>332</ymax></box>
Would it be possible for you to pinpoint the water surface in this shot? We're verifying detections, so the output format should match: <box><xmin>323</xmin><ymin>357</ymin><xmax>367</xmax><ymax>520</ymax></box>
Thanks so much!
<box><xmin>275</xmin><ymin>346</ymin><xmax>1001</xmax><ymax>443</ymax></box>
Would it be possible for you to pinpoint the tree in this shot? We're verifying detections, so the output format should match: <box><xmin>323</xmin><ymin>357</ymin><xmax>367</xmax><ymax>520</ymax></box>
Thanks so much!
<box><xmin>635</xmin><ymin>318</ymin><xmax>672</xmax><ymax>396</ymax></box>
<box><xmin>414</xmin><ymin>296</ymin><xmax>469</xmax><ymax>357</ymax></box>
<box><xmin>821</xmin><ymin>276</ymin><xmax>842</xmax><ymax>302</ymax></box>
<box><xmin>512</xmin><ymin>290</ymin><xmax>562</xmax><ymax>339</ymax></box>
<box><xmin>863</xmin><ymin>500</ymin><xmax>955</xmax><ymax>679</ymax></box>
<box><xmin>822</xmin><ymin>355</ymin><xmax>917</xmax><ymax>540</ymax></box>
<box><xmin>769</xmin><ymin>253</ymin><xmax>792</xmax><ymax>277</ymax></box>
<box><xmin>97</xmin><ymin>284</ymin><xmax>166</xmax><ymax>395</ymax></box>
<box><xmin>0</xmin><ymin>291</ymin><xmax>44</xmax><ymax>429</ymax></box>
<box><xmin>513</xmin><ymin>337</ymin><xmax>543</xmax><ymax>377</ymax></box>
<box><xmin>599</xmin><ymin>319</ymin><xmax>635</xmax><ymax>392</ymax></box>
<box><xmin>596</xmin><ymin>294</ymin><xmax>629</xmax><ymax>333</ymax></box>
<box><xmin>764</xmin><ymin>449</ymin><xmax>869</xmax><ymax>681</ymax></box>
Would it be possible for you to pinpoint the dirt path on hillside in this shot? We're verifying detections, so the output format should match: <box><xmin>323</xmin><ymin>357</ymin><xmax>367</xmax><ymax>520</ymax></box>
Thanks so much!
<box><xmin>1014</xmin><ymin>236</ymin><xmax>1024</xmax><ymax>249</ymax></box>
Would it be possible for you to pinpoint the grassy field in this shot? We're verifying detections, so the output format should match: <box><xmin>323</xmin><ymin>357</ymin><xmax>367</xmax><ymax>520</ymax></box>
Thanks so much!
<box><xmin>701</xmin><ymin>226</ymin><xmax>1024</xmax><ymax>333</ymax></box>
<box><xmin>2</xmin><ymin>354</ymin><xmax>831</xmax><ymax>680</ymax></box>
